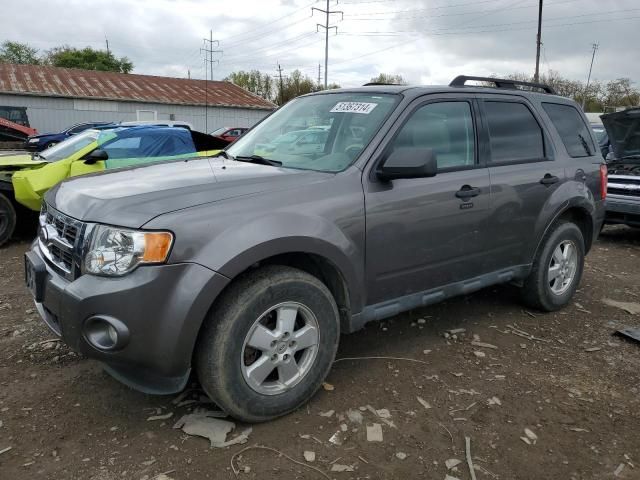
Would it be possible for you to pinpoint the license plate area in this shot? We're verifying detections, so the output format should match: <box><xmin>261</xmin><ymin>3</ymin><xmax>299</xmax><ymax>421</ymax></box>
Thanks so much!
<box><xmin>24</xmin><ymin>251</ymin><xmax>47</xmax><ymax>302</ymax></box>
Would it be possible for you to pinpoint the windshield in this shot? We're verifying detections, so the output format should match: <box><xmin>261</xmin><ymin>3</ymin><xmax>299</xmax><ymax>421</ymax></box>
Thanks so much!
<box><xmin>210</xmin><ymin>127</ymin><xmax>227</xmax><ymax>135</ymax></box>
<box><xmin>40</xmin><ymin>129</ymin><xmax>99</xmax><ymax>162</ymax></box>
<box><xmin>227</xmin><ymin>92</ymin><xmax>399</xmax><ymax>172</ymax></box>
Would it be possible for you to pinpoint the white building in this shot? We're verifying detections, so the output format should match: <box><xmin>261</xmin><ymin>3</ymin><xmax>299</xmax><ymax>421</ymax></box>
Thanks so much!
<box><xmin>0</xmin><ymin>64</ymin><xmax>275</xmax><ymax>133</ymax></box>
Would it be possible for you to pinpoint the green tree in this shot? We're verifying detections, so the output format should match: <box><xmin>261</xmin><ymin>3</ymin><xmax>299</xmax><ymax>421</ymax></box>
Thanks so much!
<box><xmin>225</xmin><ymin>69</ymin><xmax>328</xmax><ymax>105</ymax></box>
<box><xmin>45</xmin><ymin>46</ymin><xmax>133</xmax><ymax>73</ymax></box>
<box><xmin>492</xmin><ymin>71</ymin><xmax>639</xmax><ymax>112</ymax></box>
<box><xmin>0</xmin><ymin>41</ymin><xmax>40</xmax><ymax>65</ymax></box>
<box><xmin>369</xmin><ymin>73</ymin><xmax>407</xmax><ymax>85</ymax></box>
<box><xmin>225</xmin><ymin>70</ymin><xmax>275</xmax><ymax>102</ymax></box>
<box><xmin>279</xmin><ymin>69</ymin><xmax>317</xmax><ymax>105</ymax></box>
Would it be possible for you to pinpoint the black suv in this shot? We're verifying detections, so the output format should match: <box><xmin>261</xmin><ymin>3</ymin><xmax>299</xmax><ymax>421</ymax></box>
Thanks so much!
<box><xmin>26</xmin><ymin>76</ymin><xmax>606</xmax><ymax>421</ymax></box>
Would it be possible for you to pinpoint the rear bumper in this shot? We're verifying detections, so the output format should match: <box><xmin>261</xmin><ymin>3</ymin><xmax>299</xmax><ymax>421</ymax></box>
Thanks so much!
<box><xmin>29</xmin><ymin>241</ymin><xmax>230</xmax><ymax>394</ymax></box>
<box><xmin>605</xmin><ymin>195</ymin><xmax>640</xmax><ymax>227</ymax></box>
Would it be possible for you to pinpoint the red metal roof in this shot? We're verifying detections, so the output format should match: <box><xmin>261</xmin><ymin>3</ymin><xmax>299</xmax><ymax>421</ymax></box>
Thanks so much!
<box><xmin>0</xmin><ymin>64</ymin><xmax>276</xmax><ymax>110</ymax></box>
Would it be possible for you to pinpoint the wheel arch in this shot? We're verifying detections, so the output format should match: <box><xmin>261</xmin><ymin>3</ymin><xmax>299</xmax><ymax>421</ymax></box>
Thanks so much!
<box><xmin>533</xmin><ymin>200</ymin><xmax>595</xmax><ymax>262</ymax></box>
<box><xmin>216</xmin><ymin>243</ymin><xmax>357</xmax><ymax>334</ymax></box>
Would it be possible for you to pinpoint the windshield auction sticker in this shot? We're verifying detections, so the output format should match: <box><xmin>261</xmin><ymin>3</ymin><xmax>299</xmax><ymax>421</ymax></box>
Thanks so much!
<box><xmin>330</xmin><ymin>102</ymin><xmax>378</xmax><ymax>114</ymax></box>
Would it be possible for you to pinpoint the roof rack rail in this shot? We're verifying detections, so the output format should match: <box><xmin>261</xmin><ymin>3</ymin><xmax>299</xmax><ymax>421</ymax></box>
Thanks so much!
<box><xmin>362</xmin><ymin>82</ymin><xmax>400</xmax><ymax>86</ymax></box>
<box><xmin>449</xmin><ymin>75</ymin><xmax>556</xmax><ymax>95</ymax></box>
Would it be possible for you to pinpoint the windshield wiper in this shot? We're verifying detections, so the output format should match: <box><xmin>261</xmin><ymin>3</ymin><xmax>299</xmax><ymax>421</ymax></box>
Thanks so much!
<box><xmin>621</xmin><ymin>154</ymin><xmax>640</xmax><ymax>159</ymax></box>
<box><xmin>214</xmin><ymin>150</ymin><xmax>234</xmax><ymax>160</ymax></box>
<box><xmin>577</xmin><ymin>134</ymin><xmax>593</xmax><ymax>156</ymax></box>
<box><xmin>235</xmin><ymin>155</ymin><xmax>282</xmax><ymax>167</ymax></box>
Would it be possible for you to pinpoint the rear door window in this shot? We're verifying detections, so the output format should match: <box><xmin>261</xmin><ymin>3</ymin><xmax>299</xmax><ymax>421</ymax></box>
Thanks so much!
<box><xmin>542</xmin><ymin>102</ymin><xmax>596</xmax><ymax>157</ymax></box>
<box><xmin>484</xmin><ymin>101</ymin><xmax>545</xmax><ymax>163</ymax></box>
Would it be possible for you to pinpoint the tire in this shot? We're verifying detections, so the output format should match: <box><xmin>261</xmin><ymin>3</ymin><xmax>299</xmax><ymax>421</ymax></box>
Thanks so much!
<box><xmin>521</xmin><ymin>221</ymin><xmax>585</xmax><ymax>311</ymax></box>
<box><xmin>196</xmin><ymin>265</ymin><xmax>340</xmax><ymax>422</ymax></box>
<box><xmin>0</xmin><ymin>193</ymin><xmax>17</xmax><ymax>247</ymax></box>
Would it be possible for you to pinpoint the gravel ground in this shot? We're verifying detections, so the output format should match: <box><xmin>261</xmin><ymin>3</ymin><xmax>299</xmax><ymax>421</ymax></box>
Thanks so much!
<box><xmin>1</xmin><ymin>226</ymin><xmax>639</xmax><ymax>480</ymax></box>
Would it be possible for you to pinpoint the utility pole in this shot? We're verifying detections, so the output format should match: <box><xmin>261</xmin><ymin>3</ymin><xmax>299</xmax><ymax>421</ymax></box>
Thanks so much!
<box><xmin>534</xmin><ymin>0</ymin><xmax>543</xmax><ymax>83</ymax></box>
<box><xmin>201</xmin><ymin>31</ymin><xmax>222</xmax><ymax>132</ymax></box>
<box><xmin>277</xmin><ymin>63</ymin><xmax>285</xmax><ymax>105</ymax></box>
<box><xmin>582</xmin><ymin>43</ymin><xmax>599</xmax><ymax>110</ymax></box>
<box><xmin>312</xmin><ymin>1</ymin><xmax>343</xmax><ymax>89</ymax></box>
<box><xmin>318</xmin><ymin>63</ymin><xmax>322</xmax><ymax>88</ymax></box>
<box><xmin>105</xmin><ymin>36</ymin><xmax>110</xmax><ymax>55</ymax></box>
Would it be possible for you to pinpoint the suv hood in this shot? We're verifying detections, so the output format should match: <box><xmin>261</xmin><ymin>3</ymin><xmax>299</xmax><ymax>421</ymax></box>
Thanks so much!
<box><xmin>47</xmin><ymin>157</ymin><xmax>333</xmax><ymax>227</ymax></box>
<box><xmin>601</xmin><ymin>108</ymin><xmax>640</xmax><ymax>161</ymax></box>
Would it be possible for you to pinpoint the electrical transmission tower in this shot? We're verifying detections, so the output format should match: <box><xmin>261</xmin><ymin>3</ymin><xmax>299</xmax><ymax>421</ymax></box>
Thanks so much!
<box><xmin>201</xmin><ymin>30</ymin><xmax>222</xmax><ymax>132</ymax></box>
<box><xmin>312</xmin><ymin>0</ymin><xmax>343</xmax><ymax>89</ymax></box>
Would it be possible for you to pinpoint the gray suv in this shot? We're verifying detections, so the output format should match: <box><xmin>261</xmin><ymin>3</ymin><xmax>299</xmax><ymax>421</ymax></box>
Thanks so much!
<box><xmin>25</xmin><ymin>76</ymin><xmax>606</xmax><ymax>422</ymax></box>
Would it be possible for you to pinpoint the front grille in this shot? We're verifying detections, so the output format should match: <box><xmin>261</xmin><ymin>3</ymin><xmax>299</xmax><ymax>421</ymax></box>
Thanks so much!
<box><xmin>39</xmin><ymin>203</ymin><xmax>85</xmax><ymax>279</ymax></box>
<box><xmin>44</xmin><ymin>210</ymin><xmax>80</xmax><ymax>246</ymax></box>
<box><xmin>607</xmin><ymin>175</ymin><xmax>640</xmax><ymax>198</ymax></box>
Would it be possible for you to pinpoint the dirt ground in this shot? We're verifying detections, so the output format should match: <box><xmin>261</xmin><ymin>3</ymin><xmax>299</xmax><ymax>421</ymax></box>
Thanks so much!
<box><xmin>1</xmin><ymin>227</ymin><xmax>639</xmax><ymax>480</ymax></box>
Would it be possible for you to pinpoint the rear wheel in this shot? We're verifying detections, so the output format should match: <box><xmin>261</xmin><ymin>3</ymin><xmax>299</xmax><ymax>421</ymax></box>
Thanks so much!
<box><xmin>521</xmin><ymin>221</ymin><xmax>585</xmax><ymax>311</ymax></box>
<box><xmin>196</xmin><ymin>265</ymin><xmax>340</xmax><ymax>422</ymax></box>
<box><xmin>0</xmin><ymin>193</ymin><xmax>17</xmax><ymax>247</ymax></box>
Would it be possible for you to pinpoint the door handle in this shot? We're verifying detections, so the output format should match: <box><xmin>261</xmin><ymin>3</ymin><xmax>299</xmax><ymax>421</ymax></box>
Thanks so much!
<box><xmin>540</xmin><ymin>174</ymin><xmax>560</xmax><ymax>185</ymax></box>
<box><xmin>455</xmin><ymin>185</ymin><xmax>481</xmax><ymax>199</ymax></box>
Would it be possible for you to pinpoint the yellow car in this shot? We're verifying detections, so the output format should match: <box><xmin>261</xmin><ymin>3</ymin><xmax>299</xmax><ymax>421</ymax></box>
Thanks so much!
<box><xmin>0</xmin><ymin>126</ymin><xmax>225</xmax><ymax>245</ymax></box>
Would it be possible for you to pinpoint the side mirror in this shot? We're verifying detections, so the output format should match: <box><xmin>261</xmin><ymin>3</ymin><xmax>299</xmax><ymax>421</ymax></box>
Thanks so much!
<box><xmin>376</xmin><ymin>147</ymin><xmax>438</xmax><ymax>181</ymax></box>
<box><xmin>605</xmin><ymin>151</ymin><xmax>616</xmax><ymax>162</ymax></box>
<box><xmin>83</xmin><ymin>149</ymin><xmax>109</xmax><ymax>164</ymax></box>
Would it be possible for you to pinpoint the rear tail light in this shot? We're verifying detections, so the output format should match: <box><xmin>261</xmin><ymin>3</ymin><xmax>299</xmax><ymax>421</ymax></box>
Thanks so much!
<box><xmin>599</xmin><ymin>164</ymin><xmax>608</xmax><ymax>200</ymax></box>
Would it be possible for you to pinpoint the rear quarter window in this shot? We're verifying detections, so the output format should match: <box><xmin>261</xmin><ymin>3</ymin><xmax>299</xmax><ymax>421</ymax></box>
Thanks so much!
<box><xmin>542</xmin><ymin>103</ymin><xmax>596</xmax><ymax>158</ymax></box>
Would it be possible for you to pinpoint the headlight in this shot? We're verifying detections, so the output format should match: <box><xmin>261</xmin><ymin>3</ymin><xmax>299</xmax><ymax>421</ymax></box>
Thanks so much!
<box><xmin>83</xmin><ymin>225</ymin><xmax>173</xmax><ymax>276</ymax></box>
<box><xmin>28</xmin><ymin>138</ymin><xmax>40</xmax><ymax>143</ymax></box>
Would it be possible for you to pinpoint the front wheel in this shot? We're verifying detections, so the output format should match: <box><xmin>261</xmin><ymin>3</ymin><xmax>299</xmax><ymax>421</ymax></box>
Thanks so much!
<box><xmin>0</xmin><ymin>193</ymin><xmax>17</xmax><ymax>247</ymax></box>
<box><xmin>521</xmin><ymin>221</ymin><xmax>585</xmax><ymax>311</ymax></box>
<box><xmin>196</xmin><ymin>265</ymin><xmax>340</xmax><ymax>422</ymax></box>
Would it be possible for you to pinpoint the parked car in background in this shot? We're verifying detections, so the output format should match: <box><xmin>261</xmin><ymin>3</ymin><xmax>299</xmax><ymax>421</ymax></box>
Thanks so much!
<box><xmin>26</xmin><ymin>76</ymin><xmax>605</xmax><ymax>422</ymax></box>
<box><xmin>210</xmin><ymin>127</ymin><xmax>248</xmax><ymax>143</ymax></box>
<box><xmin>601</xmin><ymin>107</ymin><xmax>640</xmax><ymax>228</ymax></box>
<box><xmin>0</xmin><ymin>126</ymin><xmax>228</xmax><ymax>245</ymax></box>
<box><xmin>590</xmin><ymin>123</ymin><xmax>609</xmax><ymax>158</ymax></box>
<box><xmin>120</xmin><ymin>120</ymin><xmax>193</xmax><ymax>129</ymax></box>
<box><xmin>255</xmin><ymin>129</ymin><xmax>329</xmax><ymax>157</ymax></box>
<box><xmin>24</xmin><ymin>122</ymin><xmax>115</xmax><ymax>151</ymax></box>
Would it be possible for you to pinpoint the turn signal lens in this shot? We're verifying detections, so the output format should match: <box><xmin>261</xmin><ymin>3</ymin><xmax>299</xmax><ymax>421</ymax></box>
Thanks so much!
<box><xmin>143</xmin><ymin>232</ymin><xmax>174</xmax><ymax>262</ymax></box>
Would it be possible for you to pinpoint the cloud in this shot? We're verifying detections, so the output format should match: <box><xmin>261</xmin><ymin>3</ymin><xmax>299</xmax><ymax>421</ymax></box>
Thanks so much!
<box><xmin>2</xmin><ymin>0</ymin><xmax>638</xmax><ymax>87</ymax></box>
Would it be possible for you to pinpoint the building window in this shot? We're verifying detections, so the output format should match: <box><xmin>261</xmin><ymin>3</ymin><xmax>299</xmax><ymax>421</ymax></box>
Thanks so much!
<box><xmin>137</xmin><ymin>110</ymin><xmax>157</xmax><ymax>121</ymax></box>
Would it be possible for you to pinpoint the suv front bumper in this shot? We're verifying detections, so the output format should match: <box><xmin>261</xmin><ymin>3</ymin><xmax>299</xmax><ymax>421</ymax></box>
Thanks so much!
<box><xmin>27</xmin><ymin>241</ymin><xmax>229</xmax><ymax>394</ymax></box>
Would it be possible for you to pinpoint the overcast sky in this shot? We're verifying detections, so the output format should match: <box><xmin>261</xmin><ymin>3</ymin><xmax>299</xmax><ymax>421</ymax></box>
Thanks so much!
<box><xmin>3</xmin><ymin>0</ymin><xmax>639</xmax><ymax>87</ymax></box>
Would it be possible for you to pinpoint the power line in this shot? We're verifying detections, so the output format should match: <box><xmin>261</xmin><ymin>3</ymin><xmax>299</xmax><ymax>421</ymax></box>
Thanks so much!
<box><xmin>220</xmin><ymin>35</ymin><xmax>324</xmax><ymax>68</ymax></box>
<box><xmin>313</xmin><ymin>0</ymin><xmax>343</xmax><ymax>88</ymax></box>
<box><xmin>343</xmin><ymin>0</ymin><xmax>580</xmax><ymax>21</ymax></box>
<box><xmin>336</xmin><ymin>7</ymin><xmax>640</xmax><ymax>39</ymax></box>
<box><xmin>221</xmin><ymin>0</ymin><xmax>319</xmax><ymax>43</ymax></box>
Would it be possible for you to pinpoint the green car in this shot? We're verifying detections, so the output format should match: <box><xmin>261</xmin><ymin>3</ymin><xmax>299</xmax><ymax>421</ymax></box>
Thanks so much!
<box><xmin>0</xmin><ymin>126</ymin><xmax>225</xmax><ymax>246</ymax></box>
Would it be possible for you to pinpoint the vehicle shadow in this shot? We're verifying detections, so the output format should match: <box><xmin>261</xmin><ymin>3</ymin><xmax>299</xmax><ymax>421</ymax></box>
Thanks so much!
<box><xmin>599</xmin><ymin>225</ymin><xmax>640</xmax><ymax>247</ymax></box>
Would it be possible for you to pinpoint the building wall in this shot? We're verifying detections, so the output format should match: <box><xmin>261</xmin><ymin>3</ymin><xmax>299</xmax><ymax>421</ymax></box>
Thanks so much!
<box><xmin>0</xmin><ymin>94</ymin><xmax>272</xmax><ymax>133</ymax></box>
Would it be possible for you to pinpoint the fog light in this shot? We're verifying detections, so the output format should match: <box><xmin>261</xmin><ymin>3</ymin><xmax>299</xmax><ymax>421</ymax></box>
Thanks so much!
<box><xmin>84</xmin><ymin>316</ymin><xmax>130</xmax><ymax>351</ymax></box>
